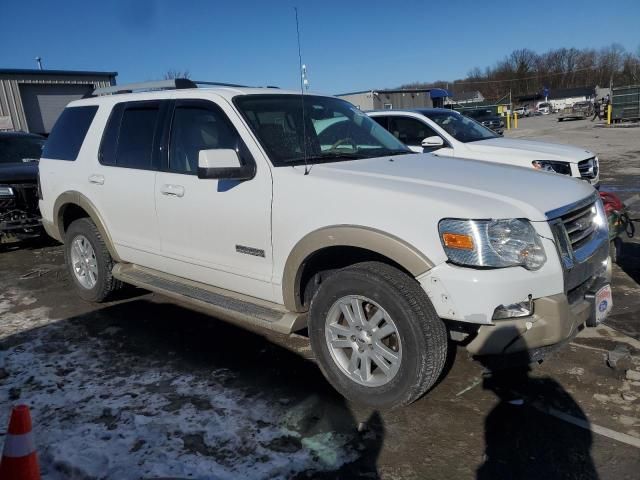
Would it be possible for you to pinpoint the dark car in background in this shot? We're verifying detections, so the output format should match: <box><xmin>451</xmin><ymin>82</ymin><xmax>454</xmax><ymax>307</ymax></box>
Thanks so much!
<box><xmin>558</xmin><ymin>101</ymin><xmax>594</xmax><ymax>121</ymax></box>
<box><xmin>461</xmin><ymin>109</ymin><xmax>505</xmax><ymax>135</ymax></box>
<box><xmin>0</xmin><ymin>132</ymin><xmax>45</xmax><ymax>241</ymax></box>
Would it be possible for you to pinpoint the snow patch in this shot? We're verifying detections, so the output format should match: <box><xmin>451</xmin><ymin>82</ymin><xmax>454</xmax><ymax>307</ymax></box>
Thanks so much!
<box><xmin>0</xmin><ymin>302</ymin><xmax>359</xmax><ymax>479</ymax></box>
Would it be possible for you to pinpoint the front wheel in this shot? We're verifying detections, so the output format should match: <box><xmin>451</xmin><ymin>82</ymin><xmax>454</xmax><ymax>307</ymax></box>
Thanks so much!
<box><xmin>308</xmin><ymin>262</ymin><xmax>447</xmax><ymax>409</ymax></box>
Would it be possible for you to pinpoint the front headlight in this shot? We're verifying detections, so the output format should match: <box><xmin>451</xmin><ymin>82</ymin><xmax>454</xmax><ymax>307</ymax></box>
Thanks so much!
<box><xmin>438</xmin><ymin>218</ymin><xmax>547</xmax><ymax>270</ymax></box>
<box><xmin>532</xmin><ymin>160</ymin><xmax>572</xmax><ymax>175</ymax></box>
<box><xmin>0</xmin><ymin>186</ymin><xmax>15</xmax><ymax>198</ymax></box>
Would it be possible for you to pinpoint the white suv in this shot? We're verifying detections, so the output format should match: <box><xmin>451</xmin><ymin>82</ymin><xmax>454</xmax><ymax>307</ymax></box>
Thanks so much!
<box><xmin>39</xmin><ymin>80</ymin><xmax>612</xmax><ymax>408</ymax></box>
<box><xmin>368</xmin><ymin>109</ymin><xmax>600</xmax><ymax>185</ymax></box>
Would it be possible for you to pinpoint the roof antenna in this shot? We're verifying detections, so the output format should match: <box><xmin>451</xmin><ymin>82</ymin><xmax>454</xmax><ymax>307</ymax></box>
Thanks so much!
<box><xmin>294</xmin><ymin>7</ymin><xmax>310</xmax><ymax>175</ymax></box>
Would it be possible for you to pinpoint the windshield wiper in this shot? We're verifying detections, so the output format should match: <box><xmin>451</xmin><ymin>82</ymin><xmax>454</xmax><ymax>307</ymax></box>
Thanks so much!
<box><xmin>381</xmin><ymin>149</ymin><xmax>413</xmax><ymax>155</ymax></box>
<box><xmin>287</xmin><ymin>152</ymin><xmax>368</xmax><ymax>163</ymax></box>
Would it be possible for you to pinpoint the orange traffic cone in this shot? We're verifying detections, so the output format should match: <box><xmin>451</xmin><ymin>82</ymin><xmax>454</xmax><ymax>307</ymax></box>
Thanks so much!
<box><xmin>0</xmin><ymin>405</ymin><xmax>41</xmax><ymax>480</ymax></box>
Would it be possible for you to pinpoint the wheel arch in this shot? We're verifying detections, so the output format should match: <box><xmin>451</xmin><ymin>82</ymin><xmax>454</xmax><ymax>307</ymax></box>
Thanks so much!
<box><xmin>53</xmin><ymin>191</ymin><xmax>122</xmax><ymax>262</ymax></box>
<box><xmin>282</xmin><ymin>225</ymin><xmax>434</xmax><ymax>312</ymax></box>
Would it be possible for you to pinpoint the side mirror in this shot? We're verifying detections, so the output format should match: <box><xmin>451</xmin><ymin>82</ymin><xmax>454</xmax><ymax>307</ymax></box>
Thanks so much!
<box><xmin>197</xmin><ymin>149</ymin><xmax>255</xmax><ymax>180</ymax></box>
<box><xmin>421</xmin><ymin>136</ymin><xmax>444</xmax><ymax>148</ymax></box>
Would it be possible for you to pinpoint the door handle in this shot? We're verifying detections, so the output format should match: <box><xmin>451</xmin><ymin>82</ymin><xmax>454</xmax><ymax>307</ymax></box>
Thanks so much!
<box><xmin>88</xmin><ymin>174</ymin><xmax>104</xmax><ymax>185</ymax></box>
<box><xmin>160</xmin><ymin>184</ymin><xmax>185</xmax><ymax>197</ymax></box>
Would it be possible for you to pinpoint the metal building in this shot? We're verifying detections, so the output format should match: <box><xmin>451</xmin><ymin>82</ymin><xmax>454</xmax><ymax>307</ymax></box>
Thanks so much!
<box><xmin>0</xmin><ymin>69</ymin><xmax>117</xmax><ymax>134</ymax></box>
<box><xmin>336</xmin><ymin>88</ymin><xmax>449</xmax><ymax>111</ymax></box>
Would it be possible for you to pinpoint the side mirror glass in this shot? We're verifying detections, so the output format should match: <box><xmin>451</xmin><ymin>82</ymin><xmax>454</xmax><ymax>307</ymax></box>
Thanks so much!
<box><xmin>421</xmin><ymin>136</ymin><xmax>444</xmax><ymax>148</ymax></box>
<box><xmin>197</xmin><ymin>149</ymin><xmax>255</xmax><ymax>180</ymax></box>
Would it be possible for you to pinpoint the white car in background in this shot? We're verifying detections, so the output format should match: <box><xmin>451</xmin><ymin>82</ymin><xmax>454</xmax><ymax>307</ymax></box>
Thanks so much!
<box><xmin>367</xmin><ymin>108</ymin><xmax>600</xmax><ymax>186</ymax></box>
<box><xmin>536</xmin><ymin>102</ymin><xmax>552</xmax><ymax>114</ymax></box>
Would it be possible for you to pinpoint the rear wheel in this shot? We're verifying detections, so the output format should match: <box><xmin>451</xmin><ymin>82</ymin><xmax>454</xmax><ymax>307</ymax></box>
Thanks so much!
<box><xmin>308</xmin><ymin>262</ymin><xmax>447</xmax><ymax>408</ymax></box>
<box><xmin>64</xmin><ymin>218</ymin><xmax>120</xmax><ymax>302</ymax></box>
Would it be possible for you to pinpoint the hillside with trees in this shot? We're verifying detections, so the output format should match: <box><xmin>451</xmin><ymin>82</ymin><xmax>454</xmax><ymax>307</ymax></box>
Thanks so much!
<box><xmin>401</xmin><ymin>44</ymin><xmax>640</xmax><ymax>99</ymax></box>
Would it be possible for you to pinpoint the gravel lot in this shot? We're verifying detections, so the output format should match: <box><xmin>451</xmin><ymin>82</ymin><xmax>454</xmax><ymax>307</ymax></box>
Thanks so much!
<box><xmin>1</xmin><ymin>114</ymin><xmax>639</xmax><ymax>479</ymax></box>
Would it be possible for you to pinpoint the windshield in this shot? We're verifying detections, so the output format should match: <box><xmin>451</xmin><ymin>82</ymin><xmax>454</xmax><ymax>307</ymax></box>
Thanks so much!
<box><xmin>464</xmin><ymin>109</ymin><xmax>494</xmax><ymax>120</ymax></box>
<box><xmin>0</xmin><ymin>135</ymin><xmax>45</xmax><ymax>164</ymax></box>
<box><xmin>423</xmin><ymin>110</ymin><xmax>498</xmax><ymax>143</ymax></box>
<box><xmin>234</xmin><ymin>95</ymin><xmax>411</xmax><ymax>166</ymax></box>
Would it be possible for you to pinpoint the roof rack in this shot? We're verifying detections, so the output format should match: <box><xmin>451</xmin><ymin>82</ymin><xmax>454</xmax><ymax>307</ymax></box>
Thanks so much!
<box><xmin>89</xmin><ymin>78</ymin><xmax>249</xmax><ymax>97</ymax></box>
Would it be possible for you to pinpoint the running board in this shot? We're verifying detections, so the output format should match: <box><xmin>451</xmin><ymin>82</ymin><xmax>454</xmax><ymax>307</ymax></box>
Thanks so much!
<box><xmin>112</xmin><ymin>264</ymin><xmax>306</xmax><ymax>335</ymax></box>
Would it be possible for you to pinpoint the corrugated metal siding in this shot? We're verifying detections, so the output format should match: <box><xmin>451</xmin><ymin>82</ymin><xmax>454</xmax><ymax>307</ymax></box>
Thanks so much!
<box><xmin>0</xmin><ymin>73</ymin><xmax>114</xmax><ymax>132</ymax></box>
<box><xmin>372</xmin><ymin>91</ymin><xmax>433</xmax><ymax>110</ymax></box>
<box><xmin>337</xmin><ymin>92</ymin><xmax>374</xmax><ymax>110</ymax></box>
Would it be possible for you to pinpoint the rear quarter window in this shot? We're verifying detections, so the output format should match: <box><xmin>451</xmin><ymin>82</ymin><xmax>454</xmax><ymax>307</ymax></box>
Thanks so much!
<box><xmin>42</xmin><ymin>106</ymin><xmax>98</xmax><ymax>161</ymax></box>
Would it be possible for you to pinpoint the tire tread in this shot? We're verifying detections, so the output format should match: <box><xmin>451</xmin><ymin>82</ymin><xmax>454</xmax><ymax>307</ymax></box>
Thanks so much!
<box><xmin>65</xmin><ymin>218</ymin><xmax>121</xmax><ymax>302</ymax></box>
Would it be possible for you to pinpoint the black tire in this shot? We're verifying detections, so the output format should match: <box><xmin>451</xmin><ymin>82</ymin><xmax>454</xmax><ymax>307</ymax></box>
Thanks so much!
<box><xmin>64</xmin><ymin>217</ymin><xmax>120</xmax><ymax>302</ymax></box>
<box><xmin>308</xmin><ymin>261</ymin><xmax>447</xmax><ymax>409</ymax></box>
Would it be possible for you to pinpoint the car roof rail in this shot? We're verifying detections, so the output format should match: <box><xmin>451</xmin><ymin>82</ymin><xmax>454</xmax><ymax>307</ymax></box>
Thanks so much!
<box><xmin>88</xmin><ymin>78</ymin><xmax>254</xmax><ymax>98</ymax></box>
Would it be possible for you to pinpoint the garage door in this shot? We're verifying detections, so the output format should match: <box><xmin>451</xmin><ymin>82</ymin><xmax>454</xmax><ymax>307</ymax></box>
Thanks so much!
<box><xmin>20</xmin><ymin>84</ymin><xmax>93</xmax><ymax>135</ymax></box>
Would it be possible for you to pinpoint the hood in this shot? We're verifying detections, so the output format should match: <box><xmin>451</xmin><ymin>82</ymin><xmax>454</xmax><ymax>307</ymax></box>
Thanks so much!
<box><xmin>467</xmin><ymin>138</ymin><xmax>593</xmax><ymax>163</ymax></box>
<box><xmin>311</xmin><ymin>153</ymin><xmax>595</xmax><ymax>222</ymax></box>
<box><xmin>0</xmin><ymin>162</ymin><xmax>39</xmax><ymax>183</ymax></box>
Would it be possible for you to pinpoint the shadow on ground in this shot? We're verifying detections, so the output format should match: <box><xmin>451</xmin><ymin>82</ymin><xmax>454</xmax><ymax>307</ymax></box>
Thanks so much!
<box><xmin>477</xmin><ymin>329</ymin><xmax>597</xmax><ymax>480</ymax></box>
<box><xmin>617</xmin><ymin>240</ymin><xmax>640</xmax><ymax>285</ymax></box>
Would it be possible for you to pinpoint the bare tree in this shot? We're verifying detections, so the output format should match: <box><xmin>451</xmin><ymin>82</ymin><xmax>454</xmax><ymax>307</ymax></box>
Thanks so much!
<box><xmin>163</xmin><ymin>69</ymin><xmax>191</xmax><ymax>80</ymax></box>
<box><xmin>397</xmin><ymin>44</ymin><xmax>640</xmax><ymax>100</ymax></box>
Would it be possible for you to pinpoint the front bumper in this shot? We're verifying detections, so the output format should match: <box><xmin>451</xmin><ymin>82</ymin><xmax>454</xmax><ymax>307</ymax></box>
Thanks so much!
<box><xmin>0</xmin><ymin>210</ymin><xmax>42</xmax><ymax>237</ymax></box>
<box><xmin>464</xmin><ymin>284</ymin><xmax>603</xmax><ymax>356</ymax></box>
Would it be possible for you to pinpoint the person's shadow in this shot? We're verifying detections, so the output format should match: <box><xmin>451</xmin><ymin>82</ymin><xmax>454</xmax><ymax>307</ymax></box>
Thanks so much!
<box><xmin>476</xmin><ymin>327</ymin><xmax>598</xmax><ymax>480</ymax></box>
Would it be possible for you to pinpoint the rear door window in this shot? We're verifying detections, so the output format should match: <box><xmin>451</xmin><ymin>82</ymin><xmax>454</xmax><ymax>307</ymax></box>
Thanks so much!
<box><xmin>42</xmin><ymin>106</ymin><xmax>98</xmax><ymax>161</ymax></box>
<box><xmin>115</xmin><ymin>105</ymin><xmax>161</xmax><ymax>169</ymax></box>
<box><xmin>99</xmin><ymin>101</ymin><xmax>162</xmax><ymax>169</ymax></box>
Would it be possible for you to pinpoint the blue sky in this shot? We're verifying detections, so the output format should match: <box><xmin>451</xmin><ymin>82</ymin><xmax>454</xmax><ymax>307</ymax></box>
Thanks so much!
<box><xmin>4</xmin><ymin>0</ymin><xmax>640</xmax><ymax>94</ymax></box>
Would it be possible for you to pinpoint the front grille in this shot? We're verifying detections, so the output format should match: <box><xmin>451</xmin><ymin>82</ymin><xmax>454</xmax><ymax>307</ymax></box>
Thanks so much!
<box><xmin>561</xmin><ymin>202</ymin><xmax>598</xmax><ymax>251</ymax></box>
<box><xmin>578</xmin><ymin>157</ymin><xmax>598</xmax><ymax>179</ymax></box>
<box><xmin>547</xmin><ymin>194</ymin><xmax>609</xmax><ymax>292</ymax></box>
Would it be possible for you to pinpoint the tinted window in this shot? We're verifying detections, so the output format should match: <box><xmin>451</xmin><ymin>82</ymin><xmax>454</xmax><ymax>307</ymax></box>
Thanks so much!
<box><xmin>388</xmin><ymin>117</ymin><xmax>438</xmax><ymax>146</ymax></box>
<box><xmin>0</xmin><ymin>135</ymin><xmax>45</xmax><ymax>164</ymax></box>
<box><xmin>371</xmin><ymin>116</ymin><xmax>388</xmax><ymax>129</ymax></box>
<box><xmin>169</xmin><ymin>105</ymin><xmax>239</xmax><ymax>174</ymax></box>
<box><xmin>99</xmin><ymin>104</ymin><xmax>124</xmax><ymax>166</ymax></box>
<box><xmin>115</xmin><ymin>106</ymin><xmax>160</xmax><ymax>169</ymax></box>
<box><xmin>42</xmin><ymin>106</ymin><xmax>98</xmax><ymax>160</ymax></box>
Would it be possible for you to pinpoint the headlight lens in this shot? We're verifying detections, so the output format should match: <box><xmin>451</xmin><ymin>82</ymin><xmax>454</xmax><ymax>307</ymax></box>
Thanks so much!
<box><xmin>0</xmin><ymin>186</ymin><xmax>15</xmax><ymax>198</ymax></box>
<box><xmin>532</xmin><ymin>160</ymin><xmax>572</xmax><ymax>175</ymax></box>
<box><xmin>439</xmin><ymin>218</ymin><xmax>547</xmax><ymax>270</ymax></box>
